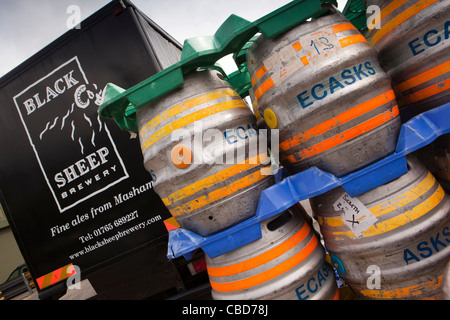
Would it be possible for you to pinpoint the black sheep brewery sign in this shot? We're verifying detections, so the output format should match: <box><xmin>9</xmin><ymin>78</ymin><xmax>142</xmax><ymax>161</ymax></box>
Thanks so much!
<box><xmin>13</xmin><ymin>57</ymin><xmax>129</xmax><ymax>212</ymax></box>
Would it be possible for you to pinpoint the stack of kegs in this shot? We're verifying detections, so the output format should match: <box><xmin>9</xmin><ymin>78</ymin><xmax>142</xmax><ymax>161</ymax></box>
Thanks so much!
<box><xmin>246</xmin><ymin>4</ymin><xmax>401</xmax><ymax>178</ymax></box>
<box><xmin>138</xmin><ymin>69</ymin><xmax>274</xmax><ymax>237</ymax></box>
<box><xmin>246</xmin><ymin>2</ymin><xmax>449</xmax><ymax>299</ymax></box>
<box><xmin>245</xmin><ymin>2</ymin><xmax>449</xmax><ymax>299</ymax></box>
<box><xmin>101</xmin><ymin>0</ymin><xmax>449</xmax><ymax>300</ymax></box>
<box><xmin>367</xmin><ymin>0</ymin><xmax>450</xmax><ymax>194</ymax></box>
<box><xmin>134</xmin><ymin>67</ymin><xmax>339</xmax><ymax>300</ymax></box>
<box><xmin>206</xmin><ymin>205</ymin><xmax>339</xmax><ymax>300</ymax></box>
<box><xmin>311</xmin><ymin>157</ymin><xmax>450</xmax><ymax>299</ymax></box>
<box><xmin>366</xmin><ymin>0</ymin><xmax>449</xmax><ymax>117</ymax></box>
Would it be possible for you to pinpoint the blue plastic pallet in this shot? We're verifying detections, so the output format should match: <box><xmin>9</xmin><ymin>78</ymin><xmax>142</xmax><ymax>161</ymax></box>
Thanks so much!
<box><xmin>167</xmin><ymin>103</ymin><xmax>450</xmax><ymax>260</ymax></box>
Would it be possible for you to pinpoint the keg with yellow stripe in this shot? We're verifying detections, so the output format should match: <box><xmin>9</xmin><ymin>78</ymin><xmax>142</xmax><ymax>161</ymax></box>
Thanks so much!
<box><xmin>137</xmin><ymin>69</ymin><xmax>274</xmax><ymax>236</ymax></box>
<box><xmin>246</xmin><ymin>5</ymin><xmax>401</xmax><ymax>177</ymax></box>
<box><xmin>310</xmin><ymin>156</ymin><xmax>450</xmax><ymax>299</ymax></box>
<box><xmin>367</xmin><ymin>0</ymin><xmax>449</xmax><ymax>116</ymax></box>
<box><xmin>206</xmin><ymin>205</ymin><xmax>339</xmax><ymax>300</ymax></box>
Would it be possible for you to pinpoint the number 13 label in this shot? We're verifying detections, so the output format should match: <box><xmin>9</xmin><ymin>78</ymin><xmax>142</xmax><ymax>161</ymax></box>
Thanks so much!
<box><xmin>303</xmin><ymin>30</ymin><xmax>340</xmax><ymax>64</ymax></box>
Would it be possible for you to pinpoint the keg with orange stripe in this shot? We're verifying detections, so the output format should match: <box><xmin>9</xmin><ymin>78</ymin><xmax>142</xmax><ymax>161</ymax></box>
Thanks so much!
<box><xmin>311</xmin><ymin>156</ymin><xmax>450</xmax><ymax>299</ymax></box>
<box><xmin>137</xmin><ymin>69</ymin><xmax>274</xmax><ymax>236</ymax></box>
<box><xmin>246</xmin><ymin>5</ymin><xmax>401</xmax><ymax>177</ymax></box>
<box><xmin>206</xmin><ymin>205</ymin><xmax>339</xmax><ymax>300</ymax></box>
<box><xmin>367</xmin><ymin>0</ymin><xmax>449</xmax><ymax>116</ymax></box>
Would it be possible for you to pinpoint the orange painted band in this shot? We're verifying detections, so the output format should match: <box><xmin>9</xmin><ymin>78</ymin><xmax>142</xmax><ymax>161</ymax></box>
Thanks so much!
<box><xmin>280</xmin><ymin>90</ymin><xmax>396</xmax><ymax>152</ymax></box>
<box><xmin>285</xmin><ymin>106</ymin><xmax>399</xmax><ymax>162</ymax></box>
<box><xmin>401</xmin><ymin>78</ymin><xmax>449</xmax><ymax>105</ymax></box>
<box><xmin>368</xmin><ymin>0</ymin><xmax>408</xmax><ymax>31</ymax></box>
<box><xmin>210</xmin><ymin>236</ymin><xmax>319</xmax><ymax>292</ymax></box>
<box><xmin>254</xmin><ymin>77</ymin><xmax>275</xmax><ymax>101</ymax></box>
<box><xmin>394</xmin><ymin>61</ymin><xmax>450</xmax><ymax>93</ymax></box>
<box><xmin>256</xmin><ymin>65</ymin><xmax>268</xmax><ymax>80</ymax></box>
<box><xmin>339</xmin><ymin>34</ymin><xmax>368</xmax><ymax>48</ymax></box>
<box><xmin>207</xmin><ymin>222</ymin><xmax>311</xmax><ymax>277</ymax></box>
<box><xmin>331</xmin><ymin>22</ymin><xmax>357</xmax><ymax>33</ymax></box>
<box><xmin>371</xmin><ymin>0</ymin><xmax>439</xmax><ymax>46</ymax></box>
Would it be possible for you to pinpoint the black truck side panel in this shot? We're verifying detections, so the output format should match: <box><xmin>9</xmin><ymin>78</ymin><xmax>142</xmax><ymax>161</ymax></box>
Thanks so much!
<box><xmin>0</xmin><ymin>1</ymin><xmax>197</xmax><ymax>299</ymax></box>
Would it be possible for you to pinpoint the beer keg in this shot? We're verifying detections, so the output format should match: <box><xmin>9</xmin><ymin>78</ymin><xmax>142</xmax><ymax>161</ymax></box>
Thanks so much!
<box><xmin>246</xmin><ymin>6</ymin><xmax>401</xmax><ymax>177</ymax></box>
<box><xmin>138</xmin><ymin>70</ymin><xmax>274</xmax><ymax>236</ymax></box>
<box><xmin>311</xmin><ymin>156</ymin><xmax>450</xmax><ymax>299</ymax></box>
<box><xmin>206</xmin><ymin>205</ymin><xmax>339</xmax><ymax>300</ymax></box>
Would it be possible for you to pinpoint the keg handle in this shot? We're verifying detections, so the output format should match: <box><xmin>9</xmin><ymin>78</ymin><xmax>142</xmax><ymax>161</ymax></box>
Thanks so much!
<box><xmin>99</xmin><ymin>83</ymin><xmax>137</xmax><ymax>132</ymax></box>
<box><xmin>99</xmin><ymin>0</ymin><xmax>330</xmax><ymax>132</ymax></box>
<box><xmin>98</xmin><ymin>66</ymin><xmax>186</xmax><ymax>133</ymax></box>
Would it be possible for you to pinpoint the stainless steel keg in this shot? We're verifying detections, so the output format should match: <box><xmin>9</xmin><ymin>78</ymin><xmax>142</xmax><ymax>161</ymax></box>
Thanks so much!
<box><xmin>367</xmin><ymin>0</ymin><xmax>449</xmax><ymax>116</ymax></box>
<box><xmin>137</xmin><ymin>70</ymin><xmax>274</xmax><ymax>236</ymax></box>
<box><xmin>443</xmin><ymin>261</ymin><xmax>450</xmax><ymax>299</ymax></box>
<box><xmin>311</xmin><ymin>156</ymin><xmax>450</xmax><ymax>299</ymax></box>
<box><xmin>246</xmin><ymin>5</ymin><xmax>401</xmax><ymax>177</ymax></box>
<box><xmin>206</xmin><ymin>204</ymin><xmax>339</xmax><ymax>300</ymax></box>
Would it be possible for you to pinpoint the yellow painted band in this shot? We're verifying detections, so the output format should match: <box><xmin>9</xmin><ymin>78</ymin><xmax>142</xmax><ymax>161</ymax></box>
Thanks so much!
<box><xmin>139</xmin><ymin>89</ymin><xmax>240</xmax><ymax>137</ymax></box>
<box><xmin>319</xmin><ymin>171</ymin><xmax>436</xmax><ymax>228</ymax></box>
<box><xmin>162</xmin><ymin>152</ymin><xmax>269</xmax><ymax>206</ymax></box>
<box><xmin>370</xmin><ymin>171</ymin><xmax>436</xmax><ymax>216</ymax></box>
<box><xmin>335</xmin><ymin>183</ymin><xmax>445</xmax><ymax>238</ymax></box>
<box><xmin>360</xmin><ymin>275</ymin><xmax>443</xmax><ymax>299</ymax></box>
<box><xmin>170</xmin><ymin>164</ymin><xmax>272</xmax><ymax>217</ymax></box>
<box><xmin>140</xmin><ymin>99</ymin><xmax>248</xmax><ymax>151</ymax></box>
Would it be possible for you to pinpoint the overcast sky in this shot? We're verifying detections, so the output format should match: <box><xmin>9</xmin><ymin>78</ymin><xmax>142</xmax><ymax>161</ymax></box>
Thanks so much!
<box><xmin>0</xmin><ymin>0</ymin><xmax>348</xmax><ymax>77</ymax></box>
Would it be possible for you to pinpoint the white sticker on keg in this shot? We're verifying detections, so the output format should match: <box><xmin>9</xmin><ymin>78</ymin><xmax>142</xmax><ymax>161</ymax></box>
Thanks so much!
<box><xmin>333</xmin><ymin>192</ymin><xmax>377</xmax><ymax>238</ymax></box>
<box><xmin>263</xmin><ymin>39</ymin><xmax>307</xmax><ymax>87</ymax></box>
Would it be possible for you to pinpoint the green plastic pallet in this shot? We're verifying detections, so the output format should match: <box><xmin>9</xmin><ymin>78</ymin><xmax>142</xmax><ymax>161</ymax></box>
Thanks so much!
<box><xmin>99</xmin><ymin>0</ymin><xmax>332</xmax><ymax>132</ymax></box>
